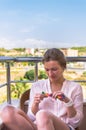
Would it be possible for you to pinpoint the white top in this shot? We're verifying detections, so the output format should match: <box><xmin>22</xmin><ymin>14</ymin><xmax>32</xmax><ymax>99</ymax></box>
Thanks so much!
<box><xmin>27</xmin><ymin>79</ymin><xmax>83</xmax><ymax>129</ymax></box>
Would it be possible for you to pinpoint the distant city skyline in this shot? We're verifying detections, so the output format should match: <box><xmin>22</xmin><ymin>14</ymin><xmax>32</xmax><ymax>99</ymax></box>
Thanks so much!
<box><xmin>0</xmin><ymin>0</ymin><xmax>86</xmax><ymax>49</ymax></box>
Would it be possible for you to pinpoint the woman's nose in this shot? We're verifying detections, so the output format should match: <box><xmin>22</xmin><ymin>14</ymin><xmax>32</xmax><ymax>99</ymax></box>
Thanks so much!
<box><xmin>48</xmin><ymin>70</ymin><xmax>53</xmax><ymax>76</ymax></box>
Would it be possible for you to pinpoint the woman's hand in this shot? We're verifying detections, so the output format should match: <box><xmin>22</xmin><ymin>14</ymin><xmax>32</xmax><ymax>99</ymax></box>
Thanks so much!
<box><xmin>31</xmin><ymin>93</ymin><xmax>45</xmax><ymax>115</ymax></box>
<box><xmin>33</xmin><ymin>93</ymin><xmax>45</xmax><ymax>105</ymax></box>
<box><xmin>52</xmin><ymin>91</ymin><xmax>70</xmax><ymax>103</ymax></box>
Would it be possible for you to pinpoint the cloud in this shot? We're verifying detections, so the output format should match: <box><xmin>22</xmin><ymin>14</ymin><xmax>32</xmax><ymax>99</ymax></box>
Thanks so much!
<box><xmin>0</xmin><ymin>38</ymin><xmax>63</xmax><ymax>49</ymax></box>
<box><xmin>0</xmin><ymin>38</ymin><xmax>41</xmax><ymax>49</ymax></box>
<box><xmin>0</xmin><ymin>38</ymin><xmax>86</xmax><ymax>50</ymax></box>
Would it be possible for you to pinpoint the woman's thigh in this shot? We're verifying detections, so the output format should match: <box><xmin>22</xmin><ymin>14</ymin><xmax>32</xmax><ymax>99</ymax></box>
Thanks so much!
<box><xmin>36</xmin><ymin>110</ymin><xmax>70</xmax><ymax>130</ymax></box>
<box><xmin>47</xmin><ymin>112</ymin><xmax>70</xmax><ymax>130</ymax></box>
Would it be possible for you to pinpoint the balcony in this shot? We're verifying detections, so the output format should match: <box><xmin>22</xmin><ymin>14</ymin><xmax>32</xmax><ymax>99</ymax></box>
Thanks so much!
<box><xmin>0</xmin><ymin>56</ymin><xmax>86</xmax><ymax>105</ymax></box>
<box><xmin>0</xmin><ymin>56</ymin><xmax>86</xmax><ymax>130</ymax></box>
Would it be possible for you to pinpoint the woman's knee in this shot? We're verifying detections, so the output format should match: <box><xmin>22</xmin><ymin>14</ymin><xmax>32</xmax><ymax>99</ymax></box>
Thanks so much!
<box><xmin>1</xmin><ymin>105</ymin><xmax>16</xmax><ymax>123</ymax></box>
<box><xmin>36</xmin><ymin>110</ymin><xmax>51</xmax><ymax>125</ymax></box>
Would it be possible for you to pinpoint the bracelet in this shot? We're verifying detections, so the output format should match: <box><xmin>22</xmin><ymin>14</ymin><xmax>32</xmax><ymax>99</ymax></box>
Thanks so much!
<box><xmin>64</xmin><ymin>100</ymin><xmax>74</xmax><ymax>107</ymax></box>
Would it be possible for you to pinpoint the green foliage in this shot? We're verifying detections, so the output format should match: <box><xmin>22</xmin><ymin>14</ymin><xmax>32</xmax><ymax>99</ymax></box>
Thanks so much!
<box><xmin>11</xmin><ymin>77</ymin><xmax>31</xmax><ymax>98</ymax></box>
<box><xmin>13</xmin><ymin>48</ymin><xmax>26</xmax><ymax>52</ymax></box>
<box><xmin>34</xmin><ymin>48</ymin><xmax>39</xmax><ymax>53</ymax></box>
<box><xmin>38</xmin><ymin>70</ymin><xmax>48</xmax><ymax>79</ymax></box>
<box><xmin>83</xmin><ymin>71</ymin><xmax>86</xmax><ymax>76</ymax></box>
<box><xmin>0</xmin><ymin>48</ymin><xmax>7</xmax><ymax>51</ymax></box>
<box><xmin>24</xmin><ymin>69</ymin><xmax>35</xmax><ymax>80</ymax></box>
<box><xmin>28</xmin><ymin>62</ymin><xmax>35</xmax><ymax>66</ymax></box>
<box><xmin>71</xmin><ymin>47</ymin><xmax>86</xmax><ymax>53</ymax></box>
<box><xmin>24</xmin><ymin>69</ymin><xmax>48</xmax><ymax>81</ymax></box>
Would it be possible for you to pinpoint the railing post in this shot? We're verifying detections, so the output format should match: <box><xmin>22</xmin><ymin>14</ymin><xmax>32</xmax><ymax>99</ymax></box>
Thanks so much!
<box><xmin>6</xmin><ymin>62</ymin><xmax>11</xmax><ymax>104</ymax></box>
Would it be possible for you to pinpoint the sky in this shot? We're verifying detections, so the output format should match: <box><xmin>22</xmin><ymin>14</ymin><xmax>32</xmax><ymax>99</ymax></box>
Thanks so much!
<box><xmin>0</xmin><ymin>0</ymin><xmax>86</xmax><ymax>49</ymax></box>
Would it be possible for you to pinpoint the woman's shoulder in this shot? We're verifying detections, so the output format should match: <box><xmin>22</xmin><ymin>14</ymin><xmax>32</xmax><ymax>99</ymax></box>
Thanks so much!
<box><xmin>65</xmin><ymin>79</ymin><xmax>82</xmax><ymax>90</ymax></box>
<box><xmin>64</xmin><ymin>80</ymin><xmax>83</xmax><ymax>97</ymax></box>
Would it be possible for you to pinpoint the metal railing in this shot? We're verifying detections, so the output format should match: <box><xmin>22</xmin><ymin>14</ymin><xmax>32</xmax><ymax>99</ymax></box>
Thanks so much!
<box><xmin>0</xmin><ymin>56</ymin><xmax>86</xmax><ymax>104</ymax></box>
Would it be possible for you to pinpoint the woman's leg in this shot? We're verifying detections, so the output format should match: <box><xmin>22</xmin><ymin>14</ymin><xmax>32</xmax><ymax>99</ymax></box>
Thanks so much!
<box><xmin>36</xmin><ymin>110</ymin><xmax>70</xmax><ymax>130</ymax></box>
<box><xmin>0</xmin><ymin>105</ymin><xmax>36</xmax><ymax>130</ymax></box>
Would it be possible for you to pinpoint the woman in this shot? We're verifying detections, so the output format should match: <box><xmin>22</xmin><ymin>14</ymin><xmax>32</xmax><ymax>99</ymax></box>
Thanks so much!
<box><xmin>0</xmin><ymin>48</ymin><xmax>83</xmax><ymax>130</ymax></box>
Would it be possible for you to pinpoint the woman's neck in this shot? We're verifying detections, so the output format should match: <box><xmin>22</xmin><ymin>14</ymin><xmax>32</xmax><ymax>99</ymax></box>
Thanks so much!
<box><xmin>50</xmin><ymin>78</ymin><xmax>65</xmax><ymax>92</ymax></box>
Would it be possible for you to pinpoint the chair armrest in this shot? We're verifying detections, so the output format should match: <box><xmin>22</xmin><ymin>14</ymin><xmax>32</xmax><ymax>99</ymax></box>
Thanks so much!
<box><xmin>19</xmin><ymin>89</ymin><xmax>30</xmax><ymax>112</ymax></box>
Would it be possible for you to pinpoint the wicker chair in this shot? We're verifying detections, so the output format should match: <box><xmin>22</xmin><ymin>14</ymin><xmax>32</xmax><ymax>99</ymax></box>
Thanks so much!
<box><xmin>20</xmin><ymin>89</ymin><xmax>30</xmax><ymax>112</ymax></box>
<box><xmin>19</xmin><ymin>89</ymin><xmax>80</xmax><ymax>130</ymax></box>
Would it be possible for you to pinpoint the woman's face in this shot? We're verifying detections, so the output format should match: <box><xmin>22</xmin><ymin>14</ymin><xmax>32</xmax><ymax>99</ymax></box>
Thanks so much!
<box><xmin>44</xmin><ymin>60</ymin><xmax>64</xmax><ymax>82</ymax></box>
